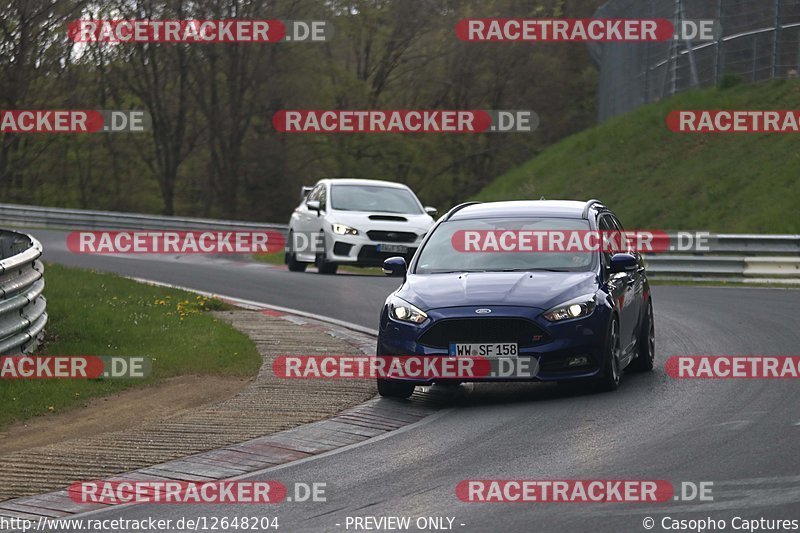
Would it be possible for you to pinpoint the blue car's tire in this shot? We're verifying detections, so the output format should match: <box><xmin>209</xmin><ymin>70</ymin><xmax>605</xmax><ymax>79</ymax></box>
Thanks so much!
<box><xmin>596</xmin><ymin>316</ymin><xmax>622</xmax><ymax>392</ymax></box>
<box><xmin>630</xmin><ymin>299</ymin><xmax>655</xmax><ymax>372</ymax></box>
<box><xmin>377</xmin><ymin>378</ymin><xmax>415</xmax><ymax>399</ymax></box>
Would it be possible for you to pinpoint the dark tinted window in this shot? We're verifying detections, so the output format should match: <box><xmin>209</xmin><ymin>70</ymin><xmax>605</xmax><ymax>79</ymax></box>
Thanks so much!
<box><xmin>598</xmin><ymin>215</ymin><xmax>614</xmax><ymax>266</ymax></box>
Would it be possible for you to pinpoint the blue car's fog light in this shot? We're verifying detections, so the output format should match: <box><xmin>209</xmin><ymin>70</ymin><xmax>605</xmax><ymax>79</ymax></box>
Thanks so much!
<box><xmin>568</xmin><ymin>356</ymin><xmax>590</xmax><ymax>367</ymax></box>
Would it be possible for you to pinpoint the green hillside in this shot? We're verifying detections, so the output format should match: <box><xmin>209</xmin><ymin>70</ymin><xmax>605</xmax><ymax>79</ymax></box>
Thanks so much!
<box><xmin>475</xmin><ymin>79</ymin><xmax>800</xmax><ymax>233</ymax></box>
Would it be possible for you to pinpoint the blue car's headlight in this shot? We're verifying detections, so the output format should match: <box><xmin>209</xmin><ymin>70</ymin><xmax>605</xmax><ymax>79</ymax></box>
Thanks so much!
<box><xmin>543</xmin><ymin>294</ymin><xmax>597</xmax><ymax>322</ymax></box>
<box><xmin>388</xmin><ymin>295</ymin><xmax>428</xmax><ymax>324</ymax></box>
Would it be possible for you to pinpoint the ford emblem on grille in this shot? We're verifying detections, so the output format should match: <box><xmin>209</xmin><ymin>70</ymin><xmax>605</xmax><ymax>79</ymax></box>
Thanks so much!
<box><xmin>475</xmin><ymin>308</ymin><xmax>492</xmax><ymax>314</ymax></box>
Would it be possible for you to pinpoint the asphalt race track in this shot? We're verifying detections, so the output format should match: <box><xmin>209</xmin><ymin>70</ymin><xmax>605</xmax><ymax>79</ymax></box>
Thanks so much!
<box><xmin>29</xmin><ymin>229</ymin><xmax>800</xmax><ymax>532</ymax></box>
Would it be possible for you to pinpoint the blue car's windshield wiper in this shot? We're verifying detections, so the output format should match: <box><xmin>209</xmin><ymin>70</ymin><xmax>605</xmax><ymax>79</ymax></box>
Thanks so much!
<box><xmin>498</xmin><ymin>268</ymin><xmax>572</xmax><ymax>273</ymax></box>
<box><xmin>425</xmin><ymin>268</ymin><xmax>573</xmax><ymax>274</ymax></box>
<box><xmin>427</xmin><ymin>269</ymin><xmax>486</xmax><ymax>274</ymax></box>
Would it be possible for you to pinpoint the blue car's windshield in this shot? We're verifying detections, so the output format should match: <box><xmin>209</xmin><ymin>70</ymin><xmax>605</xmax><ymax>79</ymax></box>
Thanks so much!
<box><xmin>415</xmin><ymin>217</ymin><xmax>595</xmax><ymax>274</ymax></box>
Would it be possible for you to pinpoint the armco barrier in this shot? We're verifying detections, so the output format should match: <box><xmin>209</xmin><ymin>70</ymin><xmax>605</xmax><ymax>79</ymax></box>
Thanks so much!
<box><xmin>0</xmin><ymin>203</ymin><xmax>287</xmax><ymax>233</ymax></box>
<box><xmin>642</xmin><ymin>233</ymin><xmax>800</xmax><ymax>283</ymax></box>
<box><xmin>0</xmin><ymin>230</ymin><xmax>47</xmax><ymax>355</ymax></box>
<box><xmin>702</xmin><ymin>234</ymin><xmax>800</xmax><ymax>256</ymax></box>
<box><xmin>0</xmin><ymin>203</ymin><xmax>797</xmax><ymax>283</ymax></box>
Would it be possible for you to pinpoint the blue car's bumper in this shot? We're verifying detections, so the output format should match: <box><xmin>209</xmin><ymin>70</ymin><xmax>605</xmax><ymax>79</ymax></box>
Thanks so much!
<box><xmin>377</xmin><ymin>305</ymin><xmax>611</xmax><ymax>384</ymax></box>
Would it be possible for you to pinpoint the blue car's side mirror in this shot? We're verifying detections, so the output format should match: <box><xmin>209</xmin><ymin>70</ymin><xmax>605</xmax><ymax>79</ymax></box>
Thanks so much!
<box><xmin>382</xmin><ymin>257</ymin><xmax>407</xmax><ymax>277</ymax></box>
<box><xmin>609</xmin><ymin>253</ymin><xmax>638</xmax><ymax>273</ymax></box>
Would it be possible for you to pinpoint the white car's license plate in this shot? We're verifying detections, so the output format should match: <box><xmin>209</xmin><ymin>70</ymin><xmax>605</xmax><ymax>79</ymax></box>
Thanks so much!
<box><xmin>378</xmin><ymin>244</ymin><xmax>408</xmax><ymax>253</ymax></box>
<box><xmin>449</xmin><ymin>343</ymin><xmax>518</xmax><ymax>357</ymax></box>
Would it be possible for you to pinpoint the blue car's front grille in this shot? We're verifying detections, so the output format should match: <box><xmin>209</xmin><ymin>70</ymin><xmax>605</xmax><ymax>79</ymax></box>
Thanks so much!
<box><xmin>417</xmin><ymin>318</ymin><xmax>549</xmax><ymax>349</ymax></box>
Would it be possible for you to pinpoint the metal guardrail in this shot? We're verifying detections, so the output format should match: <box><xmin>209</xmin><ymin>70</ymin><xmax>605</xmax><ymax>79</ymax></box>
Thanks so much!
<box><xmin>0</xmin><ymin>203</ymin><xmax>797</xmax><ymax>283</ymax></box>
<box><xmin>0</xmin><ymin>230</ymin><xmax>47</xmax><ymax>355</ymax></box>
<box><xmin>0</xmin><ymin>203</ymin><xmax>288</xmax><ymax>233</ymax></box>
<box><xmin>643</xmin><ymin>233</ymin><xmax>800</xmax><ymax>282</ymax></box>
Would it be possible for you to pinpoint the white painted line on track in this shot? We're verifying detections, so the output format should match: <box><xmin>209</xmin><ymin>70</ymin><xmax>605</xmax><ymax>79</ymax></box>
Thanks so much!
<box><xmin>126</xmin><ymin>275</ymin><xmax>379</xmax><ymax>337</ymax></box>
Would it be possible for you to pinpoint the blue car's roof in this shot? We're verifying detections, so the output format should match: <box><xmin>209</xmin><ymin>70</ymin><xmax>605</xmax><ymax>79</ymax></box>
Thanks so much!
<box><xmin>448</xmin><ymin>200</ymin><xmax>591</xmax><ymax>221</ymax></box>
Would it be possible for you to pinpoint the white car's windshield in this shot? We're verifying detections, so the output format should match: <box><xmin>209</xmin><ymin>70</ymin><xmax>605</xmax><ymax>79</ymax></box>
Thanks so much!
<box><xmin>330</xmin><ymin>185</ymin><xmax>423</xmax><ymax>214</ymax></box>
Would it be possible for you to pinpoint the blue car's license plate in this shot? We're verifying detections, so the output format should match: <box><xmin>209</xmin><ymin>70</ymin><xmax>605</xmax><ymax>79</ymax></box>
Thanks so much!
<box><xmin>449</xmin><ymin>343</ymin><xmax>518</xmax><ymax>357</ymax></box>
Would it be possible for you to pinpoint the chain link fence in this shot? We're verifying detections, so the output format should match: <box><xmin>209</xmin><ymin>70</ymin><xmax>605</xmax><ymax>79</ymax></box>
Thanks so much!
<box><xmin>591</xmin><ymin>0</ymin><xmax>800</xmax><ymax>121</ymax></box>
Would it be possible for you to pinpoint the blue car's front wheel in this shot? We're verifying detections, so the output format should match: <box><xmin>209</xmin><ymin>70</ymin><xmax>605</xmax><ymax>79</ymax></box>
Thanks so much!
<box><xmin>377</xmin><ymin>378</ymin><xmax>415</xmax><ymax>399</ymax></box>
<box><xmin>630</xmin><ymin>299</ymin><xmax>655</xmax><ymax>372</ymax></box>
<box><xmin>597</xmin><ymin>316</ymin><xmax>622</xmax><ymax>392</ymax></box>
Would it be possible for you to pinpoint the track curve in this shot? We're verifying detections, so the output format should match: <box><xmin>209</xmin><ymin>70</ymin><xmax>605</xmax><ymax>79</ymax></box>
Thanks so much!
<box><xmin>28</xmin><ymin>229</ymin><xmax>800</xmax><ymax>532</ymax></box>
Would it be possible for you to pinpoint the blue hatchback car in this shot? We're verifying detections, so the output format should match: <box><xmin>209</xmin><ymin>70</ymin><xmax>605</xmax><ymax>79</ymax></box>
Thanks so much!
<box><xmin>376</xmin><ymin>200</ymin><xmax>655</xmax><ymax>398</ymax></box>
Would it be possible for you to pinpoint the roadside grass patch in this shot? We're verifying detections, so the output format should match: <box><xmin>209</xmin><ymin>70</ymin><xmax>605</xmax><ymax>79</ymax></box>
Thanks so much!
<box><xmin>0</xmin><ymin>263</ymin><xmax>260</xmax><ymax>428</ymax></box>
<box><xmin>475</xmin><ymin>79</ymin><xmax>800</xmax><ymax>233</ymax></box>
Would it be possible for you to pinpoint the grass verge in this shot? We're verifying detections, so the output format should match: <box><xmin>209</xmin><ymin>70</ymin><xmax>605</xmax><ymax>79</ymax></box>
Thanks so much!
<box><xmin>475</xmin><ymin>79</ymin><xmax>800</xmax><ymax>233</ymax></box>
<box><xmin>0</xmin><ymin>263</ymin><xmax>261</xmax><ymax>429</ymax></box>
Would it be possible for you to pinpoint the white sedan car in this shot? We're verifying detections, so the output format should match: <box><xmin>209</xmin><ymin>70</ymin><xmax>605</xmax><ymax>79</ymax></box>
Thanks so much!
<box><xmin>286</xmin><ymin>178</ymin><xmax>437</xmax><ymax>274</ymax></box>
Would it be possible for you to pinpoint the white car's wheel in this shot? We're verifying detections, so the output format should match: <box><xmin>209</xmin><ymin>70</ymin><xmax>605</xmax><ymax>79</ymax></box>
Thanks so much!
<box><xmin>315</xmin><ymin>235</ymin><xmax>338</xmax><ymax>275</ymax></box>
<box><xmin>285</xmin><ymin>231</ymin><xmax>307</xmax><ymax>272</ymax></box>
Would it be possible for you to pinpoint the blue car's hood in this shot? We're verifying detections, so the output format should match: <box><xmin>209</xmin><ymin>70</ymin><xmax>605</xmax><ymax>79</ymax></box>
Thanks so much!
<box><xmin>398</xmin><ymin>271</ymin><xmax>598</xmax><ymax>311</ymax></box>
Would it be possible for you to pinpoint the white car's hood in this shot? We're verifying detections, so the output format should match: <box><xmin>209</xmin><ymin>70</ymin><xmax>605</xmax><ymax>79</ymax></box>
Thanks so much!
<box><xmin>329</xmin><ymin>211</ymin><xmax>434</xmax><ymax>234</ymax></box>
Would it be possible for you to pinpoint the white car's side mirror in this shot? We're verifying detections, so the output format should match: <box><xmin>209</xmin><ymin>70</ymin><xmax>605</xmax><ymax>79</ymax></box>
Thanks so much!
<box><xmin>306</xmin><ymin>200</ymin><xmax>321</xmax><ymax>214</ymax></box>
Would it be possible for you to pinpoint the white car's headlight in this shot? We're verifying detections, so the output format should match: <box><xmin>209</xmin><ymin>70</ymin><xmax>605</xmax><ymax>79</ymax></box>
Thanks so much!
<box><xmin>543</xmin><ymin>294</ymin><xmax>597</xmax><ymax>322</ymax></box>
<box><xmin>388</xmin><ymin>295</ymin><xmax>428</xmax><ymax>324</ymax></box>
<box><xmin>332</xmin><ymin>223</ymin><xmax>359</xmax><ymax>236</ymax></box>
